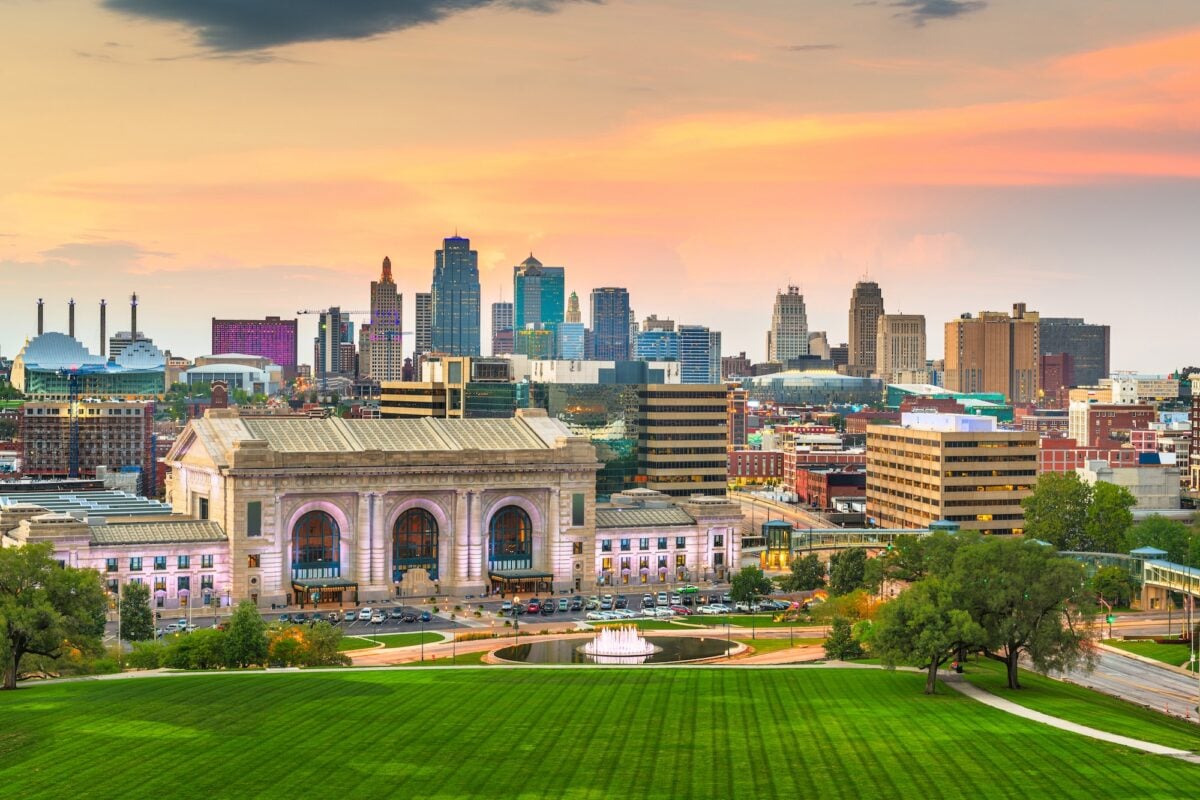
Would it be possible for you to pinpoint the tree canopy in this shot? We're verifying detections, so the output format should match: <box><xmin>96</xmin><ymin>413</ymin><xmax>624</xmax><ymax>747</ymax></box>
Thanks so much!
<box><xmin>1125</xmin><ymin>515</ymin><xmax>1193</xmax><ymax>564</ymax></box>
<box><xmin>223</xmin><ymin>601</ymin><xmax>269</xmax><ymax>668</ymax></box>
<box><xmin>730</xmin><ymin>565</ymin><xmax>773</xmax><ymax>606</ymax></box>
<box><xmin>1022</xmin><ymin>472</ymin><xmax>1134</xmax><ymax>552</ymax></box>
<box><xmin>780</xmin><ymin>554</ymin><xmax>826</xmax><ymax>592</ymax></box>
<box><xmin>0</xmin><ymin>543</ymin><xmax>107</xmax><ymax>689</ymax></box>
<box><xmin>828</xmin><ymin>548</ymin><xmax>868</xmax><ymax>596</ymax></box>
<box><xmin>873</xmin><ymin>577</ymin><xmax>984</xmax><ymax>694</ymax></box>
<box><xmin>120</xmin><ymin>580</ymin><xmax>155</xmax><ymax>642</ymax></box>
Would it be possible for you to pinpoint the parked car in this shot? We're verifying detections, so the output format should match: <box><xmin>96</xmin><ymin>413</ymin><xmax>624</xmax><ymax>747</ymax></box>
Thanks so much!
<box><xmin>614</xmin><ymin>596</ymin><xmax>628</xmax><ymax>609</ymax></box>
<box><xmin>641</xmin><ymin>594</ymin><xmax>654</xmax><ymax>608</ymax></box>
<box><xmin>327</xmin><ymin>612</ymin><xmax>340</xmax><ymax>624</ymax></box>
<box><xmin>390</xmin><ymin>607</ymin><xmax>407</xmax><ymax>620</ymax></box>
<box><xmin>656</xmin><ymin>592</ymin><xmax>669</xmax><ymax>606</ymax></box>
<box><xmin>569</xmin><ymin>597</ymin><xmax>583</xmax><ymax>611</ymax></box>
<box><xmin>293</xmin><ymin>613</ymin><xmax>309</xmax><ymax>624</ymax></box>
<box><xmin>681</xmin><ymin>594</ymin><xmax>694</xmax><ymax>606</ymax></box>
<box><xmin>585</xmin><ymin>596</ymin><xmax>600</xmax><ymax>610</ymax></box>
<box><xmin>600</xmin><ymin>596</ymin><xmax>614</xmax><ymax>611</ymax></box>
<box><xmin>419</xmin><ymin>611</ymin><xmax>432</xmax><ymax>623</ymax></box>
<box><xmin>370</xmin><ymin>611</ymin><xmax>386</xmax><ymax>624</ymax></box>
<box><xmin>501</xmin><ymin>600</ymin><xmax>514</xmax><ymax>614</ymax></box>
<box><xmin>641</xmin><ymin>606</ymin><xmax>658</xmax><ymax>617</ymax></box>
<box><xmin>343</xmin><ymin>609</ymin><xmax>357</xmax><ymax>623</ymax></box>
<box><xmin>654</xmin><ymin>607</ymin><xmax>675</xmax><ymax>618</ymax></box>
<box><xmin>696</xmin><ymin>605</ymin><xmax>720</xmax><ymax>615</ymax></box>
<box><xmin>680</xmin><ymin>584</ymin><xmax>699</xmax><ymax>594</ymax></box>
<box><xmin>613</xmin><ymin>609</ymin><xmax>635</xmax><ymax>619</ymax></box>
<box><xmin>278</xmin><ymin>614</ymin><xmax>292</xmax><ymax>623</ymax></box>
<box><xmin>670</xmin><ymin>606</ymin><xmax>691</xmax><ymax>616</ymax></box>
<box><xmin>359</xmin><ymin>608</ymin><xmax>373</xmax><ymax>621</ymax></box>
<box><xmin>670</xmin><ymin>594</ymin><xmax>682</xmax><ymax>606</ymax></box>
<box><xmin>722</xmin><ymin>593</ymin><xmax>732</xmax><ymax>604</ymax></box>
<box><xmin>586</xmin><ymin>611</ymin><xmax>607</xmax><ymax>621</ymax></box>
<box><xmin>527</xmin><ymin>599</ymin><xmax>541</xmax><ymax>614</ymax></box>
<box><xmin>402</xmin><ymin>612</ymin><xmax>419</xmax><ymax>623</ymax></box>
<box><xmin>540</xmin><ymin>602</ymin><xmax>556</xmax><ymax>615</ymax></box>
<box><xmin>558</xmin><ymin>598</ymin><xmax>569</xmax><ymax>612</ymax></box>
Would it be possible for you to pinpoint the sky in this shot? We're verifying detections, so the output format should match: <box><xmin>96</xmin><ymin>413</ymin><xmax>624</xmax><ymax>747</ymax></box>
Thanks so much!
<box><xmin>2</xmin><ymin>0</ymin><xmax>1199</xmax><ymax>372</ymax></box>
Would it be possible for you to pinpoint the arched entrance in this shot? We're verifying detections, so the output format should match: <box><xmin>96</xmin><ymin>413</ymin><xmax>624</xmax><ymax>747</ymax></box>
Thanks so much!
<box><xmin>487</xmin><ymin>505</ymin><xmax>552</xmax><ymax>595</ymax></box>
<box><xmin>393</xmin><ymin>508</ymin><xmax>439</xmax><ymax>582</ymax></box>
<box><xmin>290</xmin><ymin>510</ymin><xmax>355</xmax><ymax>608</ymax></box>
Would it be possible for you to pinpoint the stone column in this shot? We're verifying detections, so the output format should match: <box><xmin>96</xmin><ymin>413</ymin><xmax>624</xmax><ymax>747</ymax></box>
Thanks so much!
<box><xmin>356</xmin><ymin>492</ymin><xmax>371</xmax><ymax>589</ymax></box>
<box><xmin>469</xmin><ymin>490</ymin><xmax>485</xmax><ymax>580</ymax></box>
<box><xmin>546</xmin><ymin>488</ymin><xmax>561</xmax><ymax>582</ymax></box>
<box><xmin>371</xmin><ymin>492</ymin><xmax>386</xmax><ymax>587</ymax></box>
<box><xmin>454</xmin><ymin>489</ymin><xmax>469</xmax><ymax>584</ymax></box>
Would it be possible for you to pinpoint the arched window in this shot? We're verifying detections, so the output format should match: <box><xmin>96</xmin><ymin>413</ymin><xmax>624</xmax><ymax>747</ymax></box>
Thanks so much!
<box><xmin>393</xmin><ymin>508</ymin><xmax>438</xmax><ymax>581</ymax></box>
<box><xmin>292</xmin><ymin>510</ymin><xmax>340</xmax><ymax>579</ymax></box>
<box><xmin>488</xmin><ymin>506</ymin><xmax>533</xmax><ymax>571</ymax></box>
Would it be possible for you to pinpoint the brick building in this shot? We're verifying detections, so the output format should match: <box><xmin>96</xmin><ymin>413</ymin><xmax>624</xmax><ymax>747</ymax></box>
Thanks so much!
<box><xmin>795</xmin><ymin>465</ymin><xmax>866</xmax><ymax>509</ymax></box>
<box><xmin>1068</xmin><ymin>402</ymin><xmax>1155</xmax><ymax>448</ymax></box>
<box><xmin>1038</xmin><ymin>436</ymin><xmax>1138</xmax><ymax>473</ymax></box>
<box><xmin>20</xmin><ymin>400</ymin><xmax>157</xmax><ymax>491</ymax></box>
<box><xmin>727</xmin><ymin>450</ymin><xmax>784</xmax><ymax>481</ymax></box>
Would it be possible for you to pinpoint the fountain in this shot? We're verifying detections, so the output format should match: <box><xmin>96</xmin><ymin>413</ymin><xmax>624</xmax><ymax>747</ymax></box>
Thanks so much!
<box><xmin>582</xmin><ymin>625</ymin><xmax>660</xmax><ymax>659</ymax></box>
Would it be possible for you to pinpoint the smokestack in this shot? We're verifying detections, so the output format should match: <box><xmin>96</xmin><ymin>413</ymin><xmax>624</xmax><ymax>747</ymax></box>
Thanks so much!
<box><xmin>37</xmin><ymin>298</ymin><xmax>43</xmax><ymax>336</ymax></box>
<box><xmin>130</xmin><ymin>292</ymin><xmax>138</xmax><ymax>344</ymax></box>
<box><xmin>68</xmin><ymin>298</ymin><xmax>75</xmax><ymax>338</ymax></box>
<box><xmin>100</xmin><ymin>300</ymin><xmax>107</xmax><ymax>358</ymax></box>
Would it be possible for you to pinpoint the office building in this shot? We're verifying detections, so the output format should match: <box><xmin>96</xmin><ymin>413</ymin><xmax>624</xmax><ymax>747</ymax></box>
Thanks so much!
<box><xmin>1041</xmin><ymin>353</ymin><xmax>1075</xmax><ymax>399</ymax></box>
<box><xmin>679</xmin><ymin>325</ymin><xmax>719</xmax><ymax>384</ymax></box>
<box><xmin>515</xmin><ymin>328</ymin><xmax>556</xmax><ymax>359</ymax></box>
<box><xmin>314</xmin><ymin>307</ymin><xmax>355</xmax><ymax>384</ymax></box>
<box><xmin>1190</xmin><ymin>379</ymin><xmax>1200</xmax><ymax>493</ymax></box>
<box><xmin>1108</xmin><ymin>373</ymin><xmax>1179</xmax><ymax>404</ymax></box>
<box><xmin>944</xmin><ymin>303</ymin><xmax>1040</xmax><ymax>404</ymax></box>
<box><xmin>635</xmin><ymin>330</ymin><xmax>680</xmax><ymax>362</ymax></box>
<box><xmin>492</xmin><ymin>329</ymin><xmax>514</xmax><ymax>356</ymax></box>
<box><xmin>431</xmin><ymin>235</ymin><xmax>481</xmax><ymax>356</ymax></box>
<box><xmin>490</xmin><ymin>301</ymin><xmax>514</xmax><ymax>356</ymax></box>
<box><xmin>727</xmin><ymin>386</ymin><xmax>748</xmax><ymax>451</ymax></box>
<box><xmin>766</xmin><ymin>285</ymin><xmax>808</xmax><ymax>363</ymax></box>
<box><xmin>591</xmin><ymin>287</ymin><xmax>631</xmax><ymax>361</ymax></box>
<box><xmin>642</xmin><ymin>315</ymin><xmax>675</xmax><ymax>333</ymax></box>
<box><xmin>866</xmin><ymin>413</ymin><xmax>1038</xmax><ymax>534</ymax></box>
<box><xmin>211</xmin><ymin>316</ymin><xmax>298</xmax><ymax>379</ymax></box>
<box><xmin>807</xmin><ymin>332</ymin><xmax>831</xmax><ymax>360</ymax></box>
<box><xmin>557</xmin><ymin>322</ymin><xmax>586</xmax><ymax>360</ymax></box>
<box><xmin>414</xmin><ymin>292</ymin><xmax>433</xmax><ymax>358</ymax></box>
<box><xmin>721</xmin><ymin>352</ymin><xmax>752</xmax><ymax>380</ymax></box>
<box><xmin>565</xmin><ymin>292</ymin><xmax>582</xmax><ymax>324</ymax></box>
<box><xmin>637</xmin><ymin>384</ymin><xmax>728</xmax><ymax>497</ymax></box>
<box><xmin>1068</xmin><ymin>402</ymin><xmax>1155</xmax><ymax>448</ymax></box>
<box><xmin>361</xmin><ymin>257</ymin><xmax>404</xmax><ymax>382</ymax></box>
<box><xmin>1039</xmin><ymin>317</ymin><xmax>1110</xmax><ymax>387</ymax></box>
<box><xmin>848</xmin><ymin>280</ymin><xmax>885</xmax><ymax>376</ymax></box>
<box><xmin>513</xmin><ymin>255</ymin><xmax>565</xmax><ymax>332</ymax></box>
<box><xmin>876</xmin><ymin>314</ymin><xmax>926</xmax><ymax>385</ymax></box>
<box><xmin>743</xmin><ymin>371</ymin><xmax>882</xmax><ymax>406</ymax></box>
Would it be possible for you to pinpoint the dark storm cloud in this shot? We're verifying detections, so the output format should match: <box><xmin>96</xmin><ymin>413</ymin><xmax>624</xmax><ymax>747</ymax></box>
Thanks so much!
<box><xmin>101</xmin><ymin>0</ymin><xmax>599</xmax><ymax>52</ymax></box>
<box><xmin>892</xmin><ymin>0</ymin><xmax>986</xmax><ymax>25</ymax></box>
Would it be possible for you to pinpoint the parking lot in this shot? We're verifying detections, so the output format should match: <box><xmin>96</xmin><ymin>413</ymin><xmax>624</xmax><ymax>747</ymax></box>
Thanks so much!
<box><xmin>466</xmin><ymin>586</ymin><xmax>788</xmax><ymax>623</ymax></box>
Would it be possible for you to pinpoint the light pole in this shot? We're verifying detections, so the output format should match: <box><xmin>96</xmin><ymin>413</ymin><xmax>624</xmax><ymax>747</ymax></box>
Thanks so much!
<box><xmin>116</xmin><ymin>582</ymin><xmax>122</xmax><ymax>669</ymax></box>
<box><xmin>725</xmin><ymin>618</ymin><xmax>732</xmax><ymax>659</ymax></box>
<box><xmin>513</xmin><ymin>596</ymin><xmax>521</xmax><ymax>648</ymax></box>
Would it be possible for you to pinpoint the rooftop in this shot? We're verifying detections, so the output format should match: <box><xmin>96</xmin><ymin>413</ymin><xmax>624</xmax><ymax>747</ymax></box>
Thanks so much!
<box><xmin>0</xmin><ymin>490</ymin><xmax>173</xmax><ymax>518</ymax></box>
<box><xmin>89</xmin><ymin>520</ymin><xmax>227</xmax><ymax>546</ymax></box>
<box><xmin>595</xmin><ymin>506</ymin><xmax>696</xmax><ymax>529</ymax></box>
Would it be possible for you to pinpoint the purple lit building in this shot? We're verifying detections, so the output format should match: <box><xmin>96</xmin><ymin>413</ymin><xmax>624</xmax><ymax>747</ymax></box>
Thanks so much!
<box><xmin>211</xmin><ymin>317</ymin><xmax>298</xmax><ymax>379</ymax></box>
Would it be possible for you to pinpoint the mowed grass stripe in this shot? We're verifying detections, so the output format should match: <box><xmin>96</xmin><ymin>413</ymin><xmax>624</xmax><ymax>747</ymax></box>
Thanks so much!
<box><xmin>2</xmin><ymin>668</ymin><xmax>1199</xmax><ymax>799</ymax></box>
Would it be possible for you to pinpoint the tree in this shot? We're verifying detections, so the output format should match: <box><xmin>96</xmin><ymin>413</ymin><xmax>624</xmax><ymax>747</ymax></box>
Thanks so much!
<box><xmin>222</xmin><ymin>601</ymin><xmax>268</xmax><ymax>668</ymax></box>
<box><xmin>781</xmin><ymin>554</ymin><xmax>825</xmax><ymax>592</ymax></box>
<box><xmin>828</xmin><ymin>548</ymin><xmax>868</xmax><ymax>596</ymax></box>
<box><xmin>1091</xmin><ymin>566</ymin><xmax>1136</xmax><ymax>609</ymax></box>
<box><xmin>873</xmin><ymin>578</ymin><xmax>984</xmax><ymax>694</ymax></box>
<box><xmin>0</xmin><ymin>543</ymin><xmax>107</xmax><ymax>689</ymax></box>
<box><xmin>301</xmin><ymin>622</ymin><xmax>349</xmax><ymax>667</ymax></box>
<box><xmin>882</xmin><ymin>531</ymin><xmax>974</xmax><ymax>583</ymax></box>
<box><xmin>1022</xmin><ymin>472</ymin><xmax>1091</xmax><ymax>550</ymax></box>
<box><xmin>1083</xmin><ymin>482</ymin><xmax>1135</xmax><ymax>553</ymax></box>
<box><xmin>952</xmin><ymin>538</ymin><xmax>1094</xmax><ymax>690</ymax></box>
<box><xmin>730</xmin><ymin>566</ymin><xmax>773</xmax><ymax>607</ymax></box>
<box><xmin>861</xmin><ymin>557</ymin><xmax>885</xmax><ymax>595</ymax></box>
<box><xmin>1126</xmin><ymin>515</ymin><xmax>1192</xmax><ymax>564</ymax></box>
<box><xmin>119</xmin><ymin>581</ymin><xmax>155</xmax><ymax>642</ymax></box>
<box><xmin>823</xmin><ymin>617</ymin><xmax>862</xmax><ymax>660</ymax></box>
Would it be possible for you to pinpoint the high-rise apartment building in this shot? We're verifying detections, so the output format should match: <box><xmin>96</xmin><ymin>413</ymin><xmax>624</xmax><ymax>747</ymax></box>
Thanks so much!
<box><xmin>807</xmin><ymin>331</ymin><xmax>831</xmax><ymax>360</ymax></box>
<box><xmin>766</xmin><ymin>285</ymin><xmax>808</xmax><ymax>363</ymax></box>
<box><xmin>362</xmin><ymin>256</ymin><xmax>404</xmax><ymax>382</ymax></box>
<box><xmin>876</xmin><ymin>314</ymin><xmax>927</xmax><ymax>385</ymax></box>
<box><xmin>21</xmin><ymin>400</ymin><xmax>157</xmax><ymax>492</ymax></box>
<box><xmin>635</xmin><ymin>330</ymin><xmax>680</xmax><ymax>362</ymax></box>
<box><xmin>679</xmin><ymin>325</ymin><xmax>719</xmax><ymax>384</ymax></box>
<box><xmin>491</xmin><ymin>302</ymin><xmax>514</xmax><ymax>355</ymax></box>
<box><xmin>211</xmin><ymin>316</ymin><xmax>298</xmax><ymax>379</ymax></box>
<box><xmin>727</xmin><ymin>386</ymin><xmax>748</xmax><ymax>451</ymax></box>
<box><xmin>431</xmin><ymin>235</ymin><xmax>481</xmax><ymax>356</ymax></box>
<box><xmin>1039</xmin><ymin>317</ymin><xmax>1111</xmax><ymax>387</ymax></box>
<box><xmin>637</xmin><ymin>384</ymin><xmax>728</xmax><ymax>497</ymax></box>
<box><xmin>643</xmin><ymin>315</ymin><xmax>675</xmax><ymax>333</ymax></box>
<box><xmin>557</xmin><ymin>322</ymin><xmax>586</xmax><ymax>360</ymax></box>
<box><xmin>414</xmin><ymin>292</ymin><xmax>433</xmax><ymax>358</ymax></box>
<box><xmin>592</xmin><ymin>287</ymin><xmax>631</xmax><ymax>361</ymax></box>
<box><xmin>866</xmin><ymin>413</ymin><xmax>1038</xmax><ymax>534</ymax></box>
<box><xmin>944</xmin><ymin>303</ymin><xmax>1040</xmax><ymax>404</ymax></box>
<box><xmin>314</xmin><ymin>307</ymin><xmax>355</xmax><ymax>383</ymax></box>
<box><xmin>848</xmin><ymin>280</ymin><xmax>885</xmax><ymax>376</ymax></box>
<box><xmin>1190</xmin><ymin>379</ymin><xmax>1200</xmax><ymax>492</ymax></box>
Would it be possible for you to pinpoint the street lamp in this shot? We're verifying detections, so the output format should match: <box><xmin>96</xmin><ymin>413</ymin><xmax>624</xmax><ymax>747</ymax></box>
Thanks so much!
<box><xmin>513</xmin><ymin>595</ymin><xmax>521</xmax><ymax>648</ymax></box>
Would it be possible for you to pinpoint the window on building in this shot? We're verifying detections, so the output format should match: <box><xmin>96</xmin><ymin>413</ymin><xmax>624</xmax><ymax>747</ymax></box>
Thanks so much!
<box><xmin>201</xmin><ymin>554</ymin><xmax>213</xmax><ymax>569</ymax></box>
<box><xmin>105</xmin><ymin>558</ymin><xmax>118</xmax><ymax>573</ymax></box>
<box><xmin>129</xmin><ymin>557</ymin><xmax>143</xmax><ymax>571</ymax></box>
<box><xmin>197</xmin><ymin>497</ymin><xmax>209</xmax><ymax>520</ymax></box>
<box><xmin>571</xmin><ymin>493</ymin><xmax>585</xmax><ymax>527</ymax></box>
<box><xmin>639</xmin><ymin>538</ymin><xmax>649</xmax><ymax>551</ymax></box>
<box><xmin>713</xmin><ymin>553</ymin><xmax>725</xmax><ymax>568</ymax></box>
<box><xmin>572</xmin><ymin>541</ymin><xmax>584</xmax><ymax>556</ymax></box>
<box><xmin>106</xmin><ymin>579</ymin><xmax>119</xmax><ymax>594</ymax></box>
<box><xmin>248</xmin><ymin>553</ymin><xmax>260</xmax><ymax>569</ymax></box>
<box><xmin>247</xmin><ymin>501</ymin><xmax>262</xmax><ymax>537</ymax></box>
<box><xmin>201</xmin><ymin>574</ymin><xmax>214</xmax><ymax>590</ymax></box>
<box><xmin>620</xmin><ymin>539</ymin><xmax>631</xmax><ymax>552</ymax></box>
<box><xmin>675</xmin><ymin>537</ymin><xmax>686</xmax><ymax>549</ymax></box>
<box><xmin>601</xmin><ymin>539</ymin><xmax>612</xmax><ymax>553</ymax></box>
<box><xmin>657</xmin><ymin>537</ymin><xmax>667</xmax><ymax>550</ymax></box>
<box><xmin>153</xmin><ymin>556</ymin><xmax>167</xmax><ymax>571</ymax></box>
<box><xmin>178</xmin><ymin>555</ymin><xmax>190</xmax><ymax>569</ymax></box>
<box><xmin>177</xmin><ymin>576</ymin><xmax>190</xmax><ymax>591</ymax></box>
<box><xmin>713</xmin><ymin>534</ymin><xmax>725</xmax><ymax>548</ymax></box>
<box><xmin>154</xmin><ymin>578</ymin><xmax>166</xmax><ymax>592</ymax></box>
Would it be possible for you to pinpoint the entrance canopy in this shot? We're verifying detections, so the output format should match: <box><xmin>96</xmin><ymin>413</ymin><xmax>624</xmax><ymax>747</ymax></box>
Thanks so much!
<box><xmin>488</xmin><ymin>569</ymin><xmax>554</xmax><ymax>596</ymax></box>
<box><xmin>291</xmin><ymin>577</ymin><xmax>359</xmax><ymax>608</ymax></box>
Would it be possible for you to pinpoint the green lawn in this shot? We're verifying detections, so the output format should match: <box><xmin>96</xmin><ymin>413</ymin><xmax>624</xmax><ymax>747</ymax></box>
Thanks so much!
<box><xmin>1105</xmin><ymin>639</ymin><xmax>1196</xmax><ymax>671</ymax></box>
<box><xmin>736</xmin><ymin>637</ymin><xmax>824</xmax><ymax>655</ymax></box>
<box><xmin>395</xmin><ymin>651</ymin><xmax>489</xmax><ymax>667</ymax></box>
<box><xmin>3</xmin><ymin>668</ymin><xmax>1199</xmax><ymax>798</ymax></box>
<box><xmin>340</xmin><ymin>632</ymin><xmax>443</xmax><ymax>651</ymax></box>
<box><xmin>692</xmin><ymin>614</ymin><xmax>817</xmax><ymax>629</ymax></box>
<box><xmin>963</xmin><ymin>658</ymin><xmax>1200</xmax><ymax>752</ymax></box>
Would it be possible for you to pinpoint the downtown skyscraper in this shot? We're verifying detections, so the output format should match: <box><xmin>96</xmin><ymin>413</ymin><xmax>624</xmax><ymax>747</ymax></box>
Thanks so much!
<box><xmin>766</xmin><ymin>285</ymin><xmax>808</xmax><ymax>363</ymax></box>
<box><xmin>591</xmin><ymin>287</ymin><xmax>631</xmax><ymax>361</ymax></box>
<box><xmin>431</xmin><ymin>235</ymin><xmax>481</xmax><ymax>357</ymax></box>
<box><xmin>848</xmin><ymin>280</ymin><xmax>885</xmax><ymax>377</ymax></box>
<box><xmin>361</xmin><ymin>256</ymin><xmax>404</xmax><ymax>381</ymax></box>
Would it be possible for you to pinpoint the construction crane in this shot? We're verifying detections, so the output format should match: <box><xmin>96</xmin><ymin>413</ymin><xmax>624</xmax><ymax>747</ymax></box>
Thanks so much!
<box><xmin>296</xmin><ymin>308</ymin><xmax>413</xmax><ymax>394</ymax></box>
<box><xmin>295</xmin><ymin>309</ymin><xmax>370</xmax><ymax>316</ymax></box>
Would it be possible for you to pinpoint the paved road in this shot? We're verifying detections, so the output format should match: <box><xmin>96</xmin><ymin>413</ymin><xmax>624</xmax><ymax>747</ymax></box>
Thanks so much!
<box><xmin>1052</xmin><ymin>649</ymin><xmax>1200</xmax><ymax>720</ymax></box>
<box><xmin>734</xmin><ymin>493</ymin><xmax>829</xmax><ymax>532</ymax></box>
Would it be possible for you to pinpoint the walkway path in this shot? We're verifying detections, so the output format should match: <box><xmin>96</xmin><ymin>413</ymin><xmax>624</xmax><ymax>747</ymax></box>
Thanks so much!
<box><xmin>943</xmin><ymin>675</ymin><xmax>1200</xmax><ymax>764</ymax></box>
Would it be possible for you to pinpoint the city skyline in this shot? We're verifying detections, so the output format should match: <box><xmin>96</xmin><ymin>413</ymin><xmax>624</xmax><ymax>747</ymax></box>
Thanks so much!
<box><xmin>3</xmin><ymin>2</ymin><xmax>1200</xmax><ymax>370</ymax></box>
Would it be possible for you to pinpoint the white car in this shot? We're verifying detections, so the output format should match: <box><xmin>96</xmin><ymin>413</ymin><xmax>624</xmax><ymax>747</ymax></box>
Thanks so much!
<box><xmin>358</xmin><ymin>607</ymin><xmax>373</xmax><ymax>621</ymax></box>
<box><xmin>641</xmin><ymin>606</ymin><xmax>658</xmax><ymax>618</ymax></box>
<box><xmin>696</xmin><ymin>605</ymin><xmax>719</xmax><ymax>615</ymax></box>
<box><xmin>670</xmin><ymin>594</ymin><xmax>682</xmax><ymax>605</ymax></box>
<box><xmin>613</xmin><ymin>609</ymin><xmax>635</xmax><ymax>619</ymax></box>
<box><xmin>654</xmin><ymin>607</ymin><xmax>676</xmax><ymax>618</ymax></box>
<box><xmin>586</xmin><ymin>611</ymin><xmax>606</xmax><ymax>621</ymax></box>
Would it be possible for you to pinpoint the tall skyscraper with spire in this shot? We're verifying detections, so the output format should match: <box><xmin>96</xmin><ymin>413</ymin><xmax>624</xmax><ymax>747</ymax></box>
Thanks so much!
<box><xmin>766</xmin><ymin>285</ymin><xmax>808</xmax><ymax>363</ymax></box>
<box><xmin>360</xmin><ymin>256</ymin><xmax>404</xmax><ymax>381</ymax></box>
<box><xmin>431</xmin><ymin>235</ymin><xmax>481</xmax><ymax>356</ymax></box>
<box><xmin>848</xmin><ymin>280</ymin><xmax>885</xmax><ymax>376</ymax></box>
<box><xmin>565</xmin><ymin>291</ymin><xmax>581</xmax><ymax>323</ymax></box>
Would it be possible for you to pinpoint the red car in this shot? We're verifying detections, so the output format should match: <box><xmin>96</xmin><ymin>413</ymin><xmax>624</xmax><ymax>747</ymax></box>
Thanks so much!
<box><xmin>526</xmin><ymin>598</ymin><xmax>541</xmax><ymax>614</ymax></box>
<box><xmin>669</xmin><ymin>605</ymin><xmax>692</xmax><ymax>616</ymax></box>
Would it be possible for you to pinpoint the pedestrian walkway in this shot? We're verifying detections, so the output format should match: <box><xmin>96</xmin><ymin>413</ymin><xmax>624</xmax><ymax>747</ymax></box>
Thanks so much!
<box><xmin>944</xmin><ymin>675</ymin><xmax>1200</xmax><ymax>764</ymax></box>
